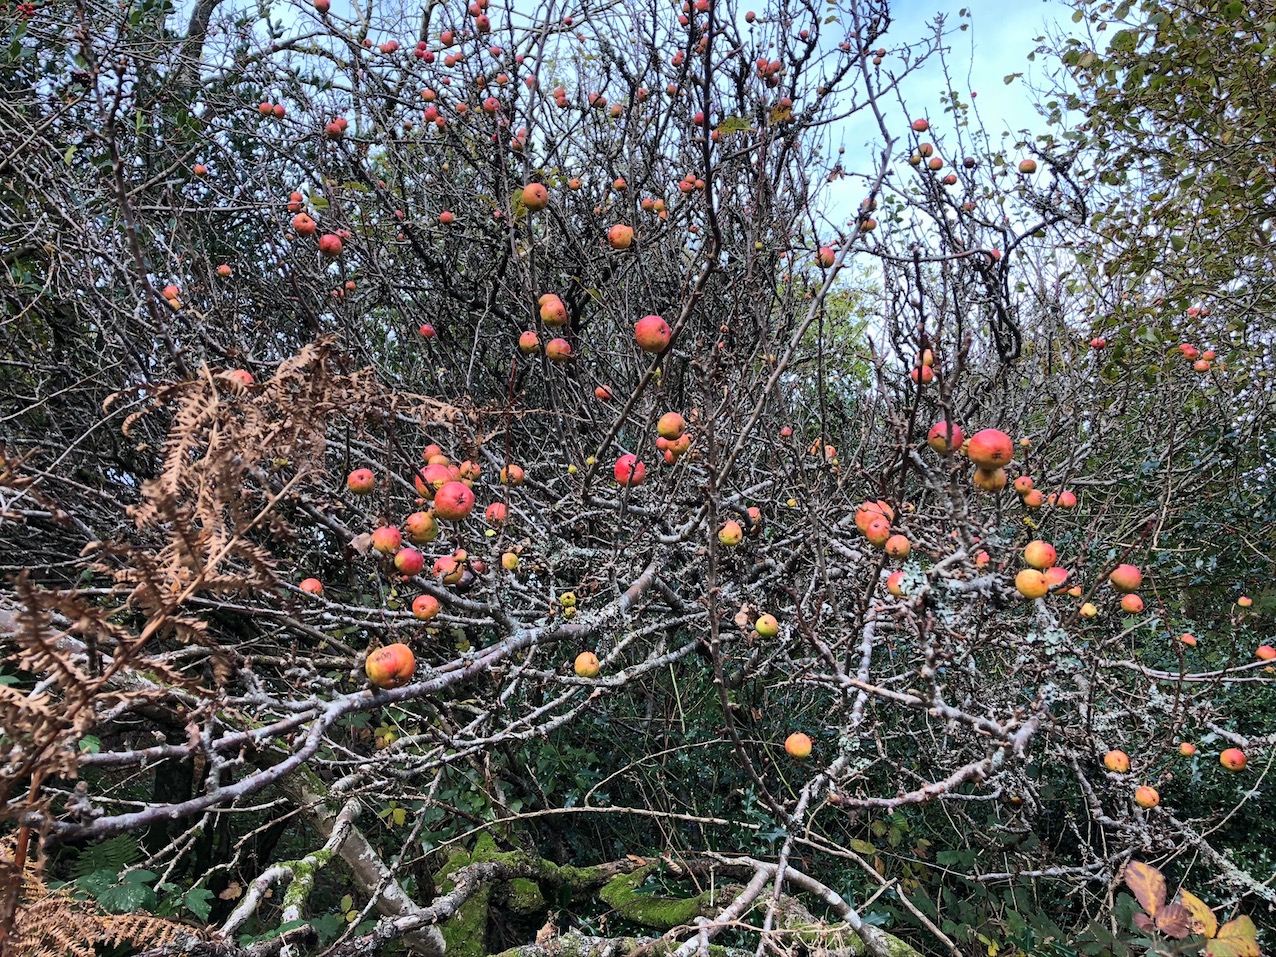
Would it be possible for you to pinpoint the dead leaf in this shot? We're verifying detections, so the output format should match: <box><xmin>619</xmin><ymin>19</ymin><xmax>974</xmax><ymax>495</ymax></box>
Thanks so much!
<box><xmin>1178</xmin><ymin>889</ymin><xmax>1217</xmax><ymax>939</ymax></box>
<box><xmin>1154</xmin><ymin>902</ymin><xmax>1191</xmax><ymax>939</ymax></box>
<box><xmin>349</xmin><ymin>532</ymin><xmax>372</xmax><ymax>555</ymax></box>
<box><xmin>219</xmin><ymin>881</ymin><xmax>243</xmax><ymax>900</ymax></box>
<box><xmin>1123</xmin><ymin>861</ymin><xmax>1166</xmax><ymax>917</ymax></box>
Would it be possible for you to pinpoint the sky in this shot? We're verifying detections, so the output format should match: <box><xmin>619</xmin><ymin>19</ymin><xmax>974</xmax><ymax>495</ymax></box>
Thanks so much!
<box><xmin>820</xmin><ymin>0</ymin><xmax>1079</xmax><ymax>219</ymax></box>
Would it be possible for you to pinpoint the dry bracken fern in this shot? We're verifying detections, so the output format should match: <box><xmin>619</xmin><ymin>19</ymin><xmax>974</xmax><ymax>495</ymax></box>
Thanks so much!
<box><xmin>3</xmin><ymin>838</ymin><xmax>202</xmax><ymax>957</ymax></box>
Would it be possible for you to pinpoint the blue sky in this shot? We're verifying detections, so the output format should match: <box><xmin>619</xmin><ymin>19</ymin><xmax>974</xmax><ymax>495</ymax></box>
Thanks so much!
<box><xmin>818</xmin><ymin>0</ymin><xmax>1077</xmax><ymax>222</ymax></box>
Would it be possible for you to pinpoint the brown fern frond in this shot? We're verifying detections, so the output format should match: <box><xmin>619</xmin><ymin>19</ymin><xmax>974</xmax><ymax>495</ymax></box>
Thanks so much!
<box><xmin>3</xmin><ymin>838</ymin><xmax>202</xmax><ymax>957</ymax></box>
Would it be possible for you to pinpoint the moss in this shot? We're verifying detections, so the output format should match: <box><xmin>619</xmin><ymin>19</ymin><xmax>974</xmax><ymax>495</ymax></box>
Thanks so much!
<box><xmin>436</xmin><ymin>838</ymin><xmax>500</xmax><ymax>957</ymax></box>
<box><xmin>502</xmin><ymin>877</ymin><xmax>546</xmax><ymax>915</ymax></box>
<box><xmin>281</xmin><ymin>847</ymin><xmax>334</xmax><ymax>911</ymax></box>
<box><xmin>489</xmin><ymin>931</ymin><xmax>750</xmax><ymax>957</ymax></box>
<box><xmin>597</xmin><ymin>866</ymin><xmax>721</xmax><ymax>931</ymax></box>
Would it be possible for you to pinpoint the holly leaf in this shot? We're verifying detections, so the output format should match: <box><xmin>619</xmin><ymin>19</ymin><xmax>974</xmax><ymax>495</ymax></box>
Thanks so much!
<box><xmin>1177</xmin><ymin>889</ymin><xmax>1216</xmax><ymax>939</ymax></box>
<box><xmin>1205</xmin><ymin>917</ymin><xmax>1259</xmax><ymax>957</ymax></box>
<box><xmin>1123</xmin><ymin>861</ymin><xmax>1166</xmax><ymax>917</ymax></box>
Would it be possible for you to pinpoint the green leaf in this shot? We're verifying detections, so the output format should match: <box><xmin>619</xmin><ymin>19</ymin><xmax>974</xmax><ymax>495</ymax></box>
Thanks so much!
<box><xmin>849</xmin><ymin>839</ymin><xmax>877</xmax><ymax>855</ymax></box>
<box><xmin>184</xmin><ymin>887</ymin><xmax>215</xmax><ymax>921</ymax></box>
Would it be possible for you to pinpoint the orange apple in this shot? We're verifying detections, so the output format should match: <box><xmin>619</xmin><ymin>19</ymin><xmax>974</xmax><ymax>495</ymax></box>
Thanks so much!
<box><xmin>1178</xmin><ymin>742</ymin><xmax>1196</xmax><ymax>757</ymax></box>
<box><xmin>885</xmin><ymin>534</ymin><xmax>911</xmax><ymax>558</ymax></box>
<box><xmin>1103</xmin><ymin>750</ymin><xmax>1130</xmax><ymax>773</ymax></box>
<box><xmin>718</xmin><ymin>520</ymin><xmax>744</xmax><ymax>546</ymax></box>
<box><xmin>886</xmin><ymin>570</ymin><xmax>905</xmax><ymax>597</ymax></box>
<box><xmin>1015</xmin><ymin>569</ymin><xmax>1049</xmax><ymax>599</ymax></box>
<box><xmin>1220</xmin><ymin>748</ymin><xmax>1247</xmax><ymax>771</ymax></box>
<box><xmin>412</xmin><ymin>594</ymin><xmax>441</xmax><ymax>620</ymax></box>
<box><xmin>299</xmin><ymin>578</ymin><xmax>324</xmax><ymax>596</ymax></box>
<box><xmin>522</xmin><ymin>182</ymin><xmax>549</xmax><ymax>211</ymax></box>
<box><xmin>545</xmin><ymin>337</ymin><xmax>572</xmax><ymax>361</ymax></box>
<box><xmin>1023</xmin><ymin>540</ymin><xmax>1056</xmax><ymax>570</ymax></box>
<box><xmin>1133</xmin><ymin>785</ymin><xmax>1159</xmax><ymax>809</ymax></box>
<box><xmin>1257</xmin><ymin>645</ymin><xmax>1276</xmax><ymax>661</ymax></box>
<box><xmin>657</xmin><ymin>412</ymin><xmax>687</xmax><ymax>439</ymax></box>
<box><xmin>1121</xmin><ymin>593</ymin><xmax>1145</xmax><ymax>613</ymax></box>
<box><xmin>574</xmin><ymin>651</ymin><xmax>601</xmax><ymax>678</ymax></box>
<box><xmin>538</xmin><ymin>293</ymin><xmax>568</xmax><ymax>326</ymax></box>
<box><xmin>784</xmin><ymin>732</ymin><xmax>812</xmax><ymax>759</ymax></box>
<box><xmin>1012</xmin><ymin>476</ymin><xmax>1034</xmax><ymax>496</ymax></box>
<box><xmin>484</xmin><ymin>502</ymin><xmax>507</xmax><ymax>524</ymax></box>
<box><xmin>518</xmin><ymin>331</ymin><xmax>540</xmax><ymax>354</ymax></box>
<box><xmin>972</xmin><ymin>466</ymin><xmax>1007</xmax><ymax>491</ymax></box>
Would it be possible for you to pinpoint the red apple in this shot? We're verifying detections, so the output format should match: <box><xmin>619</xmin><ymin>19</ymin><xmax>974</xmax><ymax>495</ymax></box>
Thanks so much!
<box><xmin>371</xmin><ymin>526</ymin><xmax>402</xmax><ymax>554</ymax></box>
<box><xmin>299</xmin><ymin>577</ymin><xmax>324</xmax><ymax>596</ymax></box>
<box><xmin>966</xmin><ymin>429</ymin><xmax>1013</xmax><ymax>468</ymax></box>
<box><xmin>522</xmin><ymin>182</ymin><xmax>549</xmax><ymax>211</ymax></box>
<box><xmin>318</xmin><ymin>233</ymin><xmax>343</xmax><ymax>257</ymax></box>
<box><xmin>433</xmin><ymin>481</ymin><xmax>476</xmax><ymax>520</ymax></box>
<box><xmin>366</xmin><ymin>643</ymin><xmax>416</xmax><ymax>688</ymax></box>
<box><xmin>614</xmin><ymin>453</ymin><xmax>646</xmax><ymax>487</ymax></box>
<box><xmin>926</xmin><ymin>421</ymin><xmax>964</xmax><ymax>454</ymax></box>
<box><xmin>545</xmin><ymin>337</ymin><xmax>571</xmax><ymax>362</ymax></box>
<box><xmin>394</xmin><ymin>547</ymin><xmax>425</xmax><ymax>576</ymax></box>
<box><xmin>412</xmin><ymin>594</ymin><xmax>441</xmax><ymax>620</ymax></box>
<box><xmin>1109</xmin><ymin>564</ymin><xmax>1143</xmax><ymax>593</ymax></box>
<box><xmin>347</xmin><ymin>468</ymin><xmax>375</xmax><ymax>494</ymax></box>
<box><xmin>634</xmin><ymin>314</ymin><xmax>672</xmax><ymax>352</ymax></box>
<box><xmin>608</xmin><ymin>224</ymin><xmax>635</xmax><ymax>249</ymax></box>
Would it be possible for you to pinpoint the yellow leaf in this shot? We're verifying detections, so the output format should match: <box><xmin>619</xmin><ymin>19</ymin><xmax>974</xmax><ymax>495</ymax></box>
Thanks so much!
<box><xmin>1123</xmin><ymin>861</ymin><xmax>1166</xmax><ymax>916</ymax></box>
<box><xmin>1177</xmin><ymin>889</ymin><xmax>1217</xmax><ymax>939</ymax></box>
<box><xmin>1206</xmin><ymin>917</ymin><xmax>1259</xmax><ymax>957</ymax></box>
